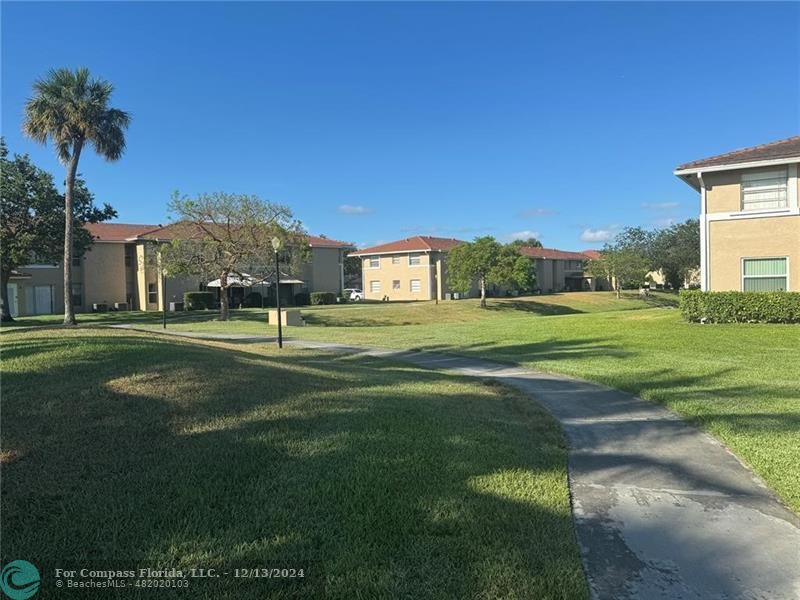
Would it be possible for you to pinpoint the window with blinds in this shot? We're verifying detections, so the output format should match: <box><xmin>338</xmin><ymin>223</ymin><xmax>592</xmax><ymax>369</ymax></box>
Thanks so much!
<box><xmin>410</xmin><ymin>279</ymin><xmax>421</xmax><ymax>292</ymax></box>
<box><xmin>369</xmin><ymin>280</ymin><xmax>381</xmax><ymax>293</ymax></box>
<box><xmin>741</xmin><ymin>169</ymin><xmax>788</xmax><ymax>211</ymax></box>
<box><xmin>742</xmin><ymin>258</ymin><xmax>788</xmax><ymax>292</ymax></box>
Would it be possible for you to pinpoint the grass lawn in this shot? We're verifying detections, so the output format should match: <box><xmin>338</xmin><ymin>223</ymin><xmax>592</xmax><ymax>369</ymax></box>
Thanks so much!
<box><xmin>17</xmin><ymin>291</ymin><xmax>795</xmax><ymax>514</ymax></box>
<box><xmin>1</xmin><ymin>329</ymin><xmax>586</xmax><ymax>599</ymax></box>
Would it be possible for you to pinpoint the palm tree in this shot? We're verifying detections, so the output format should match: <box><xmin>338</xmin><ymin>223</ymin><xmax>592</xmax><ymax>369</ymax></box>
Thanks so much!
<box><xmin>23</xmin><ymin>67</ymin><xmax>130</xmax><ymax>325</ymax></box>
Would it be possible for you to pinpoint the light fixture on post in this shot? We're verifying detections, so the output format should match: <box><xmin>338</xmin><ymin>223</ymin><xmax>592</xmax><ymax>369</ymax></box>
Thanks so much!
<box><xmin>271</xmin><ymin>236</ymin><xmax>283</xmax><ymax>348</ymax></box>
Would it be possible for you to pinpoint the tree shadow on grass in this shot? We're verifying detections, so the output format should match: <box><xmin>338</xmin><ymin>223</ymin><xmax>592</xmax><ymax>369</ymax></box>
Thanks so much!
<box><xmin>0</xmin><ymin>330</ymin><xmax>587</xmax><ymax>599</ymax></box>
<box><xmin>484</xmin><ymin>300</ymin><xmax>584</xmax><ymax>316</ymax></box>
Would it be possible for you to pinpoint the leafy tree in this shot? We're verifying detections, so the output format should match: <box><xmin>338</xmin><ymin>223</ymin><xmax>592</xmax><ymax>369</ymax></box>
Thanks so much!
<box><xmin>509</xmin><ymin>237</ymin><xmax>543</xmax><ymax>248</ymax></box>
<box><xmin>588</xmin><ymin>246</ymin><xmax>650</xmax><ymax>298</ymax></box>
<box><xmin>23</xmin><ymin>67</ymin><xmax>130</xmax><ymax>325</ymax></box>
<box><xmin>652</xmin><ymin>219</ymin><xmax>700</xmax><ymax>289</ymax></box>
<box><xmin>160</xmin><ymin>192</ymin><xmax>306</xmax><ymax>321</ymax></box>
<box><xmin>0</xmin><ymin>139</ymin><xmax>115</xmax><ymax>321</ymax></box>
<box><xmin>447</xmin><ymin>236</ymin><xmax>536</xmax><ymax>308</ymax></box>
<box><xmin>343</xmin><ymin>255</ymin><xmax>362</xmax><ymax>288</ymax></box>
<box><xmin>613</xmin><ymin>226</ymin><xmax>657</xmax><ymax>269</ymax></box>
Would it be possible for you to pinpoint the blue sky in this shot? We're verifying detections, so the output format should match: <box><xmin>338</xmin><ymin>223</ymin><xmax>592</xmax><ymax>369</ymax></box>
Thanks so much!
<box><xmin>2</xmin><ymin>2</ymin><xmax>799</xmax><ymax>249</ymax></box>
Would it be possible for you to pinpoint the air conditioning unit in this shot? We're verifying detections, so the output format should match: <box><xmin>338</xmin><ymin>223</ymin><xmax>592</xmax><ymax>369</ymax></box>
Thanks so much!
<box><xmin>114</xmin><ymin>302</ymin><xmax>129</xmax><ymax>311</ymax></box>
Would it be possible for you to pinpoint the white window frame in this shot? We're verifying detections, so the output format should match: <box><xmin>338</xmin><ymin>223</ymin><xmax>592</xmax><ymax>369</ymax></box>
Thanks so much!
<box><xmin>741</xmin><ymin>256</ymin><xmax>789</xmax><ymax>292</ymax></box>
<box><xmin>369</xmin><ymin>280</ymin><xmax>381</xmax><ymax>293</ymax></box>
<box><xmin>410</xmin><ymin>279</ymin><xmax>421</xmax><ymax>293</ymax></box>
<box><xmin>408</xmin><ymin>253</ymin><xmax>422</xmax><ymax>266</ymax></box>
<box><xmin>367</xmin><ymin>256</ymin><xmax>380</xmax><ymax>269</ymax></box>
<box><xmin>391</xmin><ymin>256</ymin><xmax>401</xmax><ymax>265</ymax></box>
<box><xmin>741</xmin><ymin>169</ymin><xmax>789</xmax><ymax>212</ymax></box>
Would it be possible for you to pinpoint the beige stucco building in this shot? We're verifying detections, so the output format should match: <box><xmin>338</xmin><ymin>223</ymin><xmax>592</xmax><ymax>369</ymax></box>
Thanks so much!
<box><xmin>6</xmin><ymin>223</ymin><xmax>352</xmax><ymax>317</ymax></box>
<box><xmin>351</xmin><ymin>236</ymin><xmax>592</xmax><ymax>301</ymax></box>
<box><xmin>675</xmin><ymin>136</ymin><xmax>800</xmax><ymax>292</ymax></box>
<box><xmin>350</xmin><ymin>236</ymin><xmax>463</xmax><ymax>301</ymax></box>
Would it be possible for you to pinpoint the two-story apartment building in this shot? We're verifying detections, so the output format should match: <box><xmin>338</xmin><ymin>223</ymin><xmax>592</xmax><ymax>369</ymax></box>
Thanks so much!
<box><xmin>517</xmin><ymin>247</ymin><xmax>589</xmax><ymax>292</ymax></box>
<box><xmin>6</xmin><ymin>223</ymin><xmax>353</xmax><ymax>316</ymax></box>
<box><xmin>350</xmin><ymin>236</ymin><xmax>464</xmax><ymax>301</ymax></box>
<box><xmin>675</xmin><ymin>136</ymin><xmax>799</xmax><ymax>292</ymax></box>
<box><xmin>351</xmin><ymin>236</ymin><xmax>593</xmax><ymax>300</ymax></box>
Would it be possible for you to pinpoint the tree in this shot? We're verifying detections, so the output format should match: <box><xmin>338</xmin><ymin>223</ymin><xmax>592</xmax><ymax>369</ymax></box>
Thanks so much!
<box><xmin>588</xmin><ymin>246</ymin><xmax>650</xmax><ymax>299</ymax></box>
<box><xmin>447</xmin><ymin>236</ymin><xmax>536</xmax><ymax>308</ymax></box>
<box><xmin>613</xmin><ymin>226</ymin><xmax>656</xmax><ymax>269</ymax></box>
<box><xmin>161</xmin><ymin>192</ymin><xmax>306</xmax><ymax>321</ymax></box>
<box><xmin>0</xmin><ymin>139</ymin><xmax>115</xmax><ymax>321</ymax></box>
<box><xmin>652</xmin><ymin>219</ymin><xmax>700</xmax><ymax>289</ymax></box>
<box><xmin>510</xmin><ymin>237</ymin><xmax>543</xmax><ymax>248</ymax></box>
<box><xmin>23</xmin><ymin>67</ymin><xmax>130</xmax><ymax>325</ymax></box>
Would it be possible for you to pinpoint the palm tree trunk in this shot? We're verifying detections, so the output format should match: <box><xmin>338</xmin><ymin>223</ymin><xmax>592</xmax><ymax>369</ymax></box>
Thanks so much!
<box><xmin>480</xmin><ymin>276</ymin><xmax>487</xmax><ymax>309</ymax></box>
<box><xmin>1</xmin><ymin>269</ymin><xmax>13</xmax><ymax>322</ymax></box>
<box><xmin>63</xmin><ymin>141</ymin><xmax>83</xmax><ymax>326</ymax></box>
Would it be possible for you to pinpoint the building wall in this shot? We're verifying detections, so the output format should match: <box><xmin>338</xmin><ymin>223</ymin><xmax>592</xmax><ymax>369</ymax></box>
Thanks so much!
<box><xmin>703</xmin><ymin>162</ymin><xmax>799</xmax><ymax>291</ymax></box>
<box><xmin>82</xmin><ymin>243</ymin><xmax>127</xmax><ymax>308</ymax></box>
<box><xmin>705</xmin><ymin>164</ymin><xmax>800</xmax><ymax>213</ymax></box>
<box><xmin>708</xmin><ymin>216</ymin><xmax>799</xmax><ymax>291</ymax></box>
<box><xmin>361</xmin><ymin>253</ymin><xmax>435</xmax><ymax>301</ymax></box>
<box><xmin>307</xmin><ymin>247</ymin><xmax>344</xmax><ymax>294</ymax></box>
<box><xmin>8</xmin><ymin>266</ymin><xmax>64</xmax><ymax>316</ymax></box>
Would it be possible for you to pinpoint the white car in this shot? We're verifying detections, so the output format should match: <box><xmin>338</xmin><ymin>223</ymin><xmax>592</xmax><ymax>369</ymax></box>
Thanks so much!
<box><xmin>344</xmin><ymin>288</ymin><xmax>363</xmax><ymax>301</ymax></box>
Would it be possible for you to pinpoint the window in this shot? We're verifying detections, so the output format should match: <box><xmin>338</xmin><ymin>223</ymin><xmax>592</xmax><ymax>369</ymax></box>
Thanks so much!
<box><xmin>410</xmin><ymin>279</ymin><xmax>421</xmax><ymax>293</ymax></box>
<box><xmin>743</xmin><ymin>258</ymin><xmax>788</xmax><ymax>292</ymax></box>
<box><xmin>72</xmin><ymin>257</ymin><xmax>81</xmax><ymax>267</ymax></box>
<box><xmin>369</xmin><ymin>280</ymin><xmax>381</xmax><ymax>293</ymax></box>
<box><xmin>741</xmin><ymin>169</ymin><xmax>788</xmax><ymax>211</ymax></box>
<box><xmin>71</xmin><ymin>283</ymin><xmax>83</xmax><ymax>307</ymax></box>
<box><xmin>391</xmin><ymin>256</ymin><xmax>401</xmax><ymax>265</ymax></box>
<box><xmin>409</xmin><ymin>253</ymin><xmax>421</xmax><ymax>266</ymax></box>
<box><xmin>368</xmin><ymin>257</ymin><xmax>380</xmax><ymax>268</ymax></box>
<box><xmin>148</xmin><ymin>283</ymin><xmax>158</xmax><ymax>304</ymax></box>
<box><xmin>392</xmin><ymin>280</ymin><xmax>401</xmax><ymax>290</ymax></box>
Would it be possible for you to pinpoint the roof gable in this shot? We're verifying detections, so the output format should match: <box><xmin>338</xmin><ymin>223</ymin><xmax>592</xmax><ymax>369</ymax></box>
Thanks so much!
<box><xmin>83</xmin><ymin>222</ymin><xmax>162</xmax><ymax>242</ymax></box>
<box><xmin>350</xmin><ymin>236</ymin><xmax>465</xmax><ymax>256</ymax></box>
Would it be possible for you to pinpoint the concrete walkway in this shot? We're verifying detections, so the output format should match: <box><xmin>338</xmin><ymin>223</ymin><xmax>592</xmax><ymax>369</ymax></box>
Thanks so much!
<box><xmin>115</xmin><ymin>327</ymin><xmax>800</xmax><ymax>599</ymax></box>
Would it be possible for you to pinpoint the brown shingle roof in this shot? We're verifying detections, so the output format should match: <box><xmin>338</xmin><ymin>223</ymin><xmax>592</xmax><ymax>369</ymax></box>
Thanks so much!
<box><xmin>83</xmin><ymin>222</ymin><xmax>162</xmax><ymax>241</ymax></box>
<box><xmin>349</xmin><ymin>236</ymin><xmax>465</xmax><ymax>256</ymax></box>
<box><xmin>518</xmin><ymin>247</ymin><xmax>589</xmax><ymax>261</ymax></box>
<box><xmin>307</xmin><ymin>235</ymin><xmax>353</xmax><ymax>249</ymax></box>
<box><xmin>676</xmin><ymin>135</ymin><xmax>800</xmax><ymax>171</ymax></box>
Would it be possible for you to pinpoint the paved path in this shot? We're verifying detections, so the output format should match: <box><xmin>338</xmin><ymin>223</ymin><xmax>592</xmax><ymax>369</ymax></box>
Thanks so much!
<box><xmin>115</xmin><ymin>327</ymin><xmax>800</xmax><ymax>599</ymax></box>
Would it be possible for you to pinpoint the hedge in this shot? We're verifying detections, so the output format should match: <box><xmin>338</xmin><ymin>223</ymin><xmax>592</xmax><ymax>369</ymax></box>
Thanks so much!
<box><xmin>294</xmin><ymin>292</ymin><xmax>310</xmax><ymax>306</ymax></box>
<box><xmin>310</xmin><ymin>291</ymin><xmax>337</xmax><ymax>305</ymax></box>
<box><xmin>679</xmin><ymin>290</ymin><xmax>800</xmax><ymax>324</ymax></box>
<box><xmin>184</xmin><ymin>291</ymin><xmax>215</xmax><ymax>310</ymax></box>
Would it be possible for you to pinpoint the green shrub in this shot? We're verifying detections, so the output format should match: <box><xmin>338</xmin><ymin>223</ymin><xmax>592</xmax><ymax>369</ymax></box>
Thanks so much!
<box><xmin>679</xmin><ymin>290</ymin><xmax>800</xmax><ymax>324</ymax></box>
<box><xmin>184</xmin><ymin>291</ymin><xmax>215</xmax><ymax>310</ymax></box>
<box><xmin>310</xmin><ymin>291</ymin><xmax>336</xmax><ymax>305</ymax></box>
<box><xmin>294</xmin><ymin>292</ymin><xmax>310</xmax><ymax>306</ymax></box>
<box><xmin>244</xmin><ymin>292</ymin><xmax>262</xmax><ymax>308</ymax></box>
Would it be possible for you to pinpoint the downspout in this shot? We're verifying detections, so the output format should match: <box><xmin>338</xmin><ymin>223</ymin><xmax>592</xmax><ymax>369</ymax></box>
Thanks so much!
<box><xmin>697</xmin><ymin>172</ymin><xmax>709</xmax><ymax>291</ymax></box>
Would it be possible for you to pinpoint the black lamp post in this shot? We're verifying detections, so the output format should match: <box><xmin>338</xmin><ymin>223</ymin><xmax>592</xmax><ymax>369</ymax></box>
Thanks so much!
<box><xmin>272</xmin><ymin>236</ymin><xmax>283</xmax><ymax>348</ymax></box>
<box><xmin>157</xmin><ymin>241</ymin><xmax>167</xmax><ymax>329</ymax></box>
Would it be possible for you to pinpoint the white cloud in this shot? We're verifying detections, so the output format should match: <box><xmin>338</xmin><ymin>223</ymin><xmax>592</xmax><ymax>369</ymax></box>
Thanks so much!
<box><xmin>338</xmin><ymin>204</ymin><xmax>371</xmax><ymax>215</ymax></box>
<box><xmin>508</xmin><ymin>230</ymin><xmax>541</xmax><ymax>242</ymax></box>
<box><xmin>580</xmin><ymin>228</ymin><xmax>616</xmax><ymax>243</ymax></box>
<box><xmin>641</xmin><ymin>201</ymin><xmax>679</xmax><ymax>210</ymax></box>
<box><xmin>518</xmin><ymin>208</ymin><xmax>557</xmax><ymax>218</ymax></box>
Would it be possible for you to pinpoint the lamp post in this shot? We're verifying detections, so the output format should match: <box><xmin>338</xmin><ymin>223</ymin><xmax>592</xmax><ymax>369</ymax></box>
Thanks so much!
<box><xmin>157</xmin><ymin>240</ymin><xmax>167</xmax><ymax>329</ymax></box>
<box><xmin>271</xmin><ymin>236</ymin><xmax>283</xmax><ymax>348</ymax></box>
